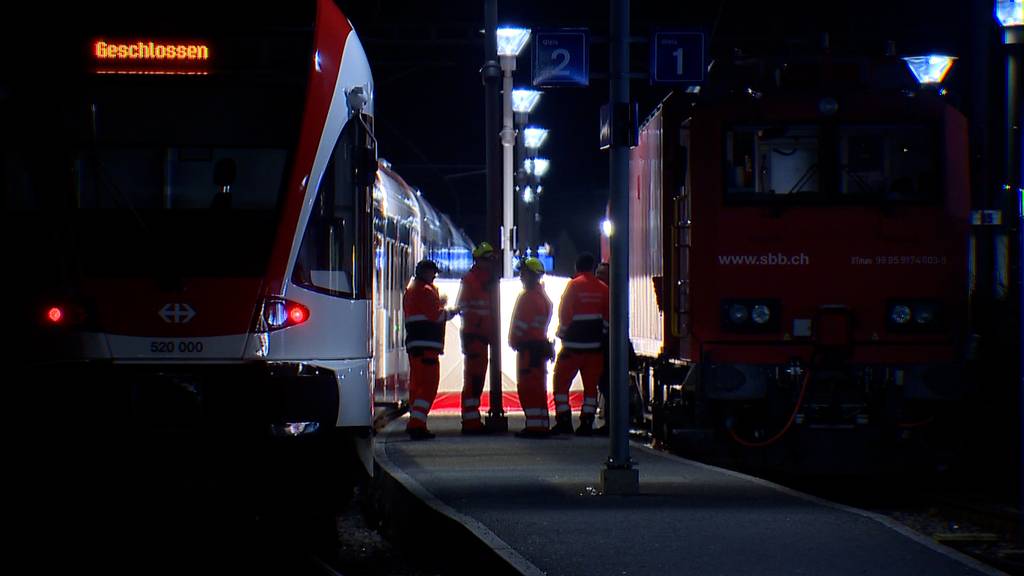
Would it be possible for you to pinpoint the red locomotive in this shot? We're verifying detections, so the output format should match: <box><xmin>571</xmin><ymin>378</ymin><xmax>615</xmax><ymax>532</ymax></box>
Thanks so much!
<box><xmin>627</xmin><ymin>53</ymin><xmax>971</xmax><ymax>471</ymax></box>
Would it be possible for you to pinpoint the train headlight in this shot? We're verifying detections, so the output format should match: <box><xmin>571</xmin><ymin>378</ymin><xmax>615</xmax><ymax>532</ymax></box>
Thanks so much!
<box><xmin>890</xmin><ymin>304</ymin><xmax>912</xmax><ymax>325</ymax></box>
<box><xmin>914</xmin><ymin>305</ymin><xmax>936</xmax><ymax>325</ymax></box>
<box><xmin>266</xmin><ymin>301</ymin><xmax>289</xmax><ymax>329</ymax></box>
<box><xmin>751</xmin><ymin>304</ymin><xmax>771</xmax><ymax>324</ymax></box>
<box><xmin>262</xmin><ymin>298</ymin><xmax>310</xmax><ymax>331</ymax></box>
<box><xmin>887</xmin><ymin>300</ymin><xmax>942</xmax><ymax>332</ymax></box>
<box><xmin>721</xmin><ymin>299</ymin><xmax>780</xmax><ymax>332</ymax></box>
<box><xmin>728</xmin><ymin>304</ymin><xmax>749</xmax><ymax>324</ymax></box>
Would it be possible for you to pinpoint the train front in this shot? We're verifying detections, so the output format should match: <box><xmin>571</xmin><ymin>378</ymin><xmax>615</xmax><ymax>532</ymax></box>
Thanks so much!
<box><xmin>6</xmin><ymin>0</ymin><xmax>377</xmax><ymax>478</ymax></box>
<box><xmin>690</xmin><ymin>90</ymin><xmax>971</xmax><ymax>469</ymax></box>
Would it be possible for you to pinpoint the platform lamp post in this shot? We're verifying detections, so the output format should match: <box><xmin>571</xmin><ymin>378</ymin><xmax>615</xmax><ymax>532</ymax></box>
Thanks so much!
<box><xmin>523</xmin><ymin>157</ymin><xmax>549</xmax><ymax>252</ymax></box>
<box><xmin>513</xmin><ymin>89</ymin><xmax>542</xmax><ymax>256</ymax></box>
<box><xmin>497</xmin><ymin>27</ymin><xmax>531</xmax><ymax>278</ymax></box>
<box><xmin>995</xmin><ymin>0</ymin><xmax>1022</xmax><ymax>542</ymax></box>
<box><xmin>522</xmin><ymin>128</ymin><xmax>549</xmax><ymax>261</ymax></box>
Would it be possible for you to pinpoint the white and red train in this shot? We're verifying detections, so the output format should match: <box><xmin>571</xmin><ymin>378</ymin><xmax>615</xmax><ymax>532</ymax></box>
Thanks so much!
<box><xmin>5</xmin><ymin>0</ymin><xmax>470</xmax><ymax>479</ymax></box>
<box><xmin>625</xmin><ymin>53</ymin><xmax>972</xmax><ymax>472</ymax></box>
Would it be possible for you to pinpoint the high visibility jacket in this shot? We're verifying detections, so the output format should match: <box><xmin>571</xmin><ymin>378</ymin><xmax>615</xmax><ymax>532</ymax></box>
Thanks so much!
<box><xmin>404</xmin><ymin>279</ymin><xmax>447</xmax><ymax>351</ymax></box>
<box><xmin>557</xmin><ymin>272</ymin><xmax>609</xmax><ymax>350</ymax></box>
<box><xmin>509</xmin><ymin>284</ymin><xmax>552</xmax><ymax>351</ymax></box>
<box><xmin>456</xmin><ymin>264</ymin><xmax>495</xmax><ymax>338</ymax></box>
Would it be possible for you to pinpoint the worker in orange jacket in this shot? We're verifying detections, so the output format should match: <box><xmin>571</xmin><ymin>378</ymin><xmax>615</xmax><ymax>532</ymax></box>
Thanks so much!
<box><xmin>552</xmin><ymin>253</ymin><xmax>609</xmax><ymax>436</ymax></box>
<box><xmin>403</xmin><ymin>259</ymin><xmax>459</xmax><ymax>440</ymax></box>
<box><xmin>509</xmin><ymin>257</ymin><xmax>554</xmax><ymax>438</ymax></box>
<box><xmin>455</xmin><ymin>242</ymin><xmax>497</xmax><ymax>434</ymax></box>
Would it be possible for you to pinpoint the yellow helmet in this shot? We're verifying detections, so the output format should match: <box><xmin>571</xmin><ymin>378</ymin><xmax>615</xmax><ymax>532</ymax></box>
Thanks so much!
<box><xmin>521</xmin><ymin>257</ymin><xmax>545</xmax><ymax>275</ymax></box>
<box><xmin>472</xmin><ymin>242</ymin><xmax>495</xmax><ymax>259</ymax></box>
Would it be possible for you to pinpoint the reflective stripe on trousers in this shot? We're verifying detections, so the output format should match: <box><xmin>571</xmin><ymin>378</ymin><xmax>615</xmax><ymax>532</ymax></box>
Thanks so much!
<box><xmin>517</xmin><ymin>347</ymin><xmax>550</xmax><ymax>430</ymax></box>
<box><xmin>406</xmin><ymin>350</ymin><xmax>440</xmax><ymax>431</ymax></box>
<box><xmin>553</xmin><ymin>349</ymin><xmax>604</xmax><ymax>416</ymax></box>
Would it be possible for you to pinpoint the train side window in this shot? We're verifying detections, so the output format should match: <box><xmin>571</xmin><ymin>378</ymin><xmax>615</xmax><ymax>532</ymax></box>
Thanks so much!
<box><xmin>293</xmin><ymin>119</ymin><xmax>360</xmax><ymax>297</ymax></box>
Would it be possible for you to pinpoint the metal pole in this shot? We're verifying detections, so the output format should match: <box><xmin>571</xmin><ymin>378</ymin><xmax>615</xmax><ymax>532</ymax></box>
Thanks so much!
<box><xmin>483</xmin><ymin>0</ymin><xmax>507</xmax><ymax>430</ymax></box>
<box><xmin>601</xmin><ymin>0</ymin><xmax>638</xmax><ymax>495</ymax></box>
<box><xmin>1003</xmin><ymin>23</ymin><xmax>1023</xmax><ymax>543</ymax></box>
<box><xmin>501</xmin><ymin>57</ymin><xmax>517</xmax><ymax>278</ymax></box>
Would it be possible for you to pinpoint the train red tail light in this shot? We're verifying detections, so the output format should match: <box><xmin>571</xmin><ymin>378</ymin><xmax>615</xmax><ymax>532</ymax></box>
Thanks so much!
<box><xmin>43</xmin><ymin>304</ymin><xmax>86</xmax><ymax>327</ymax></box>
<box><xmin>46</xmin><ymin>306</ymin><xmax>64</xmax><ymax>324</ymax></box>
<box><xmin>261</xmin><ymin>298</ymin><xmax>310</xmax><ymax>331</ymax></box>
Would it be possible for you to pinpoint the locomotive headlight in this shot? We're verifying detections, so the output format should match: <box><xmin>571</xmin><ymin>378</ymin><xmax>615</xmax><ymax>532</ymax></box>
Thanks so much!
<box><xmin>751</xmin><ymin>304</ymin><xmax>771</xmax><ymax>324</ymax></box>
<box><xmin>728</xmin><ymin>304</ymin><xmax>749</xmax><ymax>324</ymax></box>
<box><xmin>914</xmin><ymin>304</ymin><xmax>936</xmax><ymax>325</ymax></box>
<box><xmin>890</xmin><ymin>304</ymin><xmax>912</xmax><ymax>325</ymax></box>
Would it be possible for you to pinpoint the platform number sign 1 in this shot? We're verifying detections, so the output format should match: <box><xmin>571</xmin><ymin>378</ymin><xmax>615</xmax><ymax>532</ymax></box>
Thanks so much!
<box><xmin>532</xmin><ymin>29</ymin><xmax>589</xmax><ymax>87</ymax></box>
<box><xmin>651</xmin><ymin>31</ymin><xmax>706</xmax><ymax>85</ymax></box>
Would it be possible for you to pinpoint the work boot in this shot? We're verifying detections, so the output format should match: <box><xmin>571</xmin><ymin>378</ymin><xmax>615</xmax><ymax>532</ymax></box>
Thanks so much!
<box><xmin>551</xmin><ymin>413</ymin><xmax>574</xmax><ymax>435</ymax></box>
<box><xmin>575</xmin><ymin>418</ymin><xmax>594</xmax><ymax>437</ymax></box>
<box><xmin>594</xmin><ymin>423</ymin><xmax>610</xmax><ymax>436</ymax></box>
<box><xmin>407</xmin><ymin>428</ymin><xmax>436</xmax><ymax>441</ymax></box>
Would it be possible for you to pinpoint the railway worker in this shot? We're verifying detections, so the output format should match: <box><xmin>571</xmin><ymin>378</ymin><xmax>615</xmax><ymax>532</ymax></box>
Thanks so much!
<box><xmin>456</xmin><ymin>242</ymin><xmax>498</xmax><ymax>434</ymax></box>
<box><xmin>551</xmin><ymin>253</ymin><xmax>609</xmax><ymax>436</ymax></box>
<box><xmin>509</xmin><ymin>257</ymin><xmax>555</xmax><ymax>438</ymax></box>
<box><xmin>593</xmin><ymin>261</ymin><xmax>638</xmax><ymax>436</ymax></box>
<box><xmin>403</xmin><ymin>259</ymin><xmax>460</xmax><ymax>440</ymax></box>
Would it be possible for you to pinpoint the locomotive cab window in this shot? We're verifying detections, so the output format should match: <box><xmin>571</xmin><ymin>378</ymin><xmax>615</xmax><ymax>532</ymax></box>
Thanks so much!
<box><xmin>725</xmin><ymin>126</ymin><xmax>820</xmax><ymax>198</ymax></box>
<box><xmin>839</xmin><ymin>125</ymin><xmax>939</xmax><ymax>202</ymax></box>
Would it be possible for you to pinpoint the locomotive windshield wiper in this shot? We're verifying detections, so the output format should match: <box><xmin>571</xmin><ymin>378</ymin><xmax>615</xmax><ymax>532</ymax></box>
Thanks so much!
<box><xmin>787</xmin><ymin>162</ymin><xmax>818</xmax><ymax>194</ymax></box>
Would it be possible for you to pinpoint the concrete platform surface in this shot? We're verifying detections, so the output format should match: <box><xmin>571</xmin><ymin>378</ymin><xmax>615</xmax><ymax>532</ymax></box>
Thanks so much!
<box><xmin>376</xmin><ymin>415</ymin><xmax>1003</xmax><ymax>576</ymax></box>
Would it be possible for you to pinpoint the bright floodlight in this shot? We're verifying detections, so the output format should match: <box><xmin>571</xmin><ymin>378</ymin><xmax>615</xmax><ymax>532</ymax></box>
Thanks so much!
<box><xmin>902</xmin><ymin>55</ymin><xmax>956</xmax><ymax>85</ymax></box>
<box><xmin>601</xmin><ymin>219</ymin><xmax>614</xmax><ymax>238</ymax></box>
<box><xmin>512</xmin><ymin>89</ymin><xmax>542</xmax><ymax>113</ymax></box>
<box><xmin>996</xmin><ymin>0</ymin><xmax>1023</xmax><ymax>26</ymax></box>
<box><xmin>532</xmin><ymin>158</ymin><xmax>550</xmax><ymax>177</ymax></box>
<box><xmin>523</xmin><ymin>186</ymin><xmax>535</xmax><ymax>203</ymax></box>
<box><xmin>523</xmin><ymin>127</ymin><xmax>548</xmax><ymax>149</ymax></box>
<box><xmin>497</xmin><ymin>27</ymin><xmax>531</xmax><ymax>57</ymax></box>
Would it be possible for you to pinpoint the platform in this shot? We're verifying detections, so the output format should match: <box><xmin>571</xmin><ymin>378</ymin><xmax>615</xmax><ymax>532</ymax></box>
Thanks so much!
<box><xmin>374</xmin><ymin>415</ymin><xmax>1002</xmax><ymax>576</ymax></box>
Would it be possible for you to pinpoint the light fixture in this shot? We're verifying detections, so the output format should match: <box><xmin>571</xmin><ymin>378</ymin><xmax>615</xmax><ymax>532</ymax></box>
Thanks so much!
<box><xmin>996</xmin><ymin>0</ymin><xmax>1023</xmax><ymax>27</ymax></box>
<box><xmin>497</xmin><ymin>27</ymin><xmax>531</xmax><ymax>57</ymax></box>
<box><xmin>523</xmin><ymin>127</ymin><xmax>549</xmax><ymax>149</ymax></box>
<box><xmin>902</xmin><ymin>55</ymin><xmax>956</xmax><ymax>85</ymax></box>
<box><xmin>532</xmin><ymin>158</ymin><xmax>550</xmax><ymax>177</ymax></box>
<box><xmin>512</xmin><ymin>89</ymin><xmax>542</xmax><ymax>113</ymax></box>
<box><xmin>601</xmin><ymin>219</ymin><xmax>614</xmax><ymax>237</ymax></box>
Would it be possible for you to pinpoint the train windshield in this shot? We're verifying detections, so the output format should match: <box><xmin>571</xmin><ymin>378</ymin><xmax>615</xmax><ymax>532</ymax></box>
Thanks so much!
<box><xmin>2</xmin><ymin>4</ymin><xmax>314</xmax><ymax>278</ymax></box>
<box><xmin>724</xmin><ymin>124</ymin><xmax>940</xmax><ymax>204</ymax></box>
<box><xmin>838</xmin><ymin>125</ymin><xmax>939</xmax><ymax>201</ymax></box>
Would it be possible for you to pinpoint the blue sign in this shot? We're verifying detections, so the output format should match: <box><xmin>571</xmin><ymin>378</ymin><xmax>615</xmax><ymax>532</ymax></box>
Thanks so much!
<box><xmin>532</xmin><ymin>29</ymin><xmax>589</xmax><ymax>87</ymax></box>
<box><xmin>651</xmin><ymin>31</ymin><xmax>706</xmax><ymax>84</ymax></box>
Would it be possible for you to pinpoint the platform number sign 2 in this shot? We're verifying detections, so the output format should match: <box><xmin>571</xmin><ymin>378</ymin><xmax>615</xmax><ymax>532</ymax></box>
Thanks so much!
<box><xmin>551</xmin><ymin>48</ymin><xmax>571</xmax><ymax>76</ymax></box>
<box><xmin>532</xmin><ymin>29</ymin><xmax>589</xmax><ymax>87</ymax></box>
<box><xmin>651</xmin><ymin>31</ymin><xmax>706</xmax><ymax>85</ymax></box>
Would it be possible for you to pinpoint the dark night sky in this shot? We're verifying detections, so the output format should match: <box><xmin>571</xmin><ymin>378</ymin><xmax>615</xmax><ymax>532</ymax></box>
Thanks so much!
<box><xmin>340</xmin><ymin>0</ymin><xmax>998</xmax><ymax>274</ymax></box>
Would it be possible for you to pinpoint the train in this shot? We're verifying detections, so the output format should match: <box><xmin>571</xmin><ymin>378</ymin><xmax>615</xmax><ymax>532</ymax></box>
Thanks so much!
<box><xmin>625</xmin><ymin>50</ymin><xmax>971</xmax><ymax>473</ymax></box>
<box><xmin>4</xmin><ymin>0</ymin><xmax>471</xmax><ymax>494</ymax></box>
